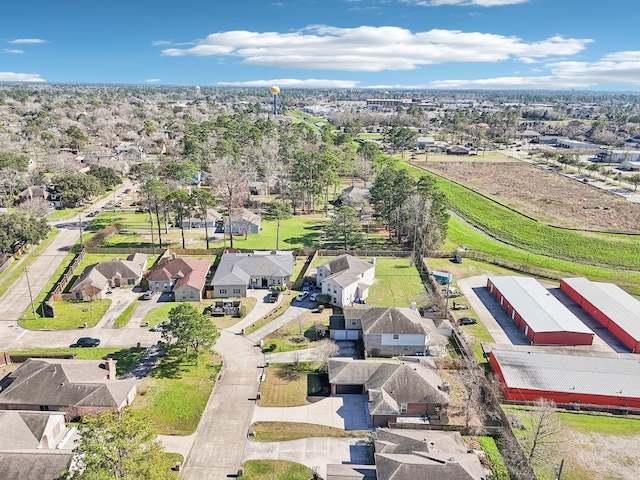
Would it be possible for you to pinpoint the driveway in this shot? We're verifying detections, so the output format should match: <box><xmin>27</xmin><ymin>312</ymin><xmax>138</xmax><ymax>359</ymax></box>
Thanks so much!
<box><xmin>245</xmin><ymin>301</ymin><xmax>313</xmax><ymax>343</ymax></box>
<box><xmin>95</xmin><ymin>288</ymin><xmax>142</xmax><ymax>328</ymax></box>
<box><xmin>252</xmin><ymin>394</ymin><xmax>370</xmax><ymax>430</ymax></box>
<box><xmin>180</xmin><ymin>330</ymin><xmax>264</xmax><ymax>480</ymax></box>
<box><xmin>227</xmin><ymin>289</ymin><xmax>282</xmax><ymax>335</ymax></box>
<box><xmin>243</xmin><ymin>437</ymin><xmax>373</xmax><ymax>480</ymax></box>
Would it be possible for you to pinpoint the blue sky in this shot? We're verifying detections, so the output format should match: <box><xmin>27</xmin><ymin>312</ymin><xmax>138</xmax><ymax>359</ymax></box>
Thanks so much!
<box><xmin>1</xmin><ymin>0</ymin><xmax>639</xmax><ymax>90</ymax></box>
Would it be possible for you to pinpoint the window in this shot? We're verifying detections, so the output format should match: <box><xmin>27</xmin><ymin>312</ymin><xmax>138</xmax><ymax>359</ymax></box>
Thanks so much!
<box><xmin>220</xmin><ymin>289</ymin><xmax>227</xmax><ymax>294</ymax></box>
<box><xmin>393</xmin><ymin>334</ymin><xmax>399</xmax><ymax>340</ymax></box>
<box><xmin>350</xmin><ymin>319</ymin><xmax>359</xmax><ymax>327</ymax></box>
<box><xmin>189</xmin><ymin>291</ymin><xmax>194</xmax><ymax>299</ymax></box>
<box><xmin>399</xmin><ymin>403</ymin><xmax>407</xmax><ymax>413</ymax></box>
<box><xmin>39</xmin><ymin>405</ymin><xmax>50</xmax><ymax>411</ymax></box>
<box><xmin>233</xmin><ymin>289</ymin><xmax>241</xmax><ymax>294</ymax></box>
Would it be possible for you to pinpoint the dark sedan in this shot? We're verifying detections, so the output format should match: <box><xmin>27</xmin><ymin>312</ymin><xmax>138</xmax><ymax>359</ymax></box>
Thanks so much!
<box><xmin>76</xmin><ymin>337</ymin><xmax>101</xmax><ymax>347</ymax></box>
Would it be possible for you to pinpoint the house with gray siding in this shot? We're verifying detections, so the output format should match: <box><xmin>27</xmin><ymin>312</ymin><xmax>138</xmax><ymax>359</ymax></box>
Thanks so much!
<box><xmin>210</xmin><ymin>251</ymin><xmax>293</xmax><ymax>298</ymax></box>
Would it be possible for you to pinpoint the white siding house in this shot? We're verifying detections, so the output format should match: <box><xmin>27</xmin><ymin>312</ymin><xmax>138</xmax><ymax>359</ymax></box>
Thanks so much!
<box><xmin>317</xmin><ymin>255</ymin><xmax>376</xmax><ymax>308</ymax></box>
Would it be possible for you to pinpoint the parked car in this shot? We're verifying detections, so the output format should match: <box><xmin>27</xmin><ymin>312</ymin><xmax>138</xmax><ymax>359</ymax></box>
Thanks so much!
<box><xmin>150</xmin><ymin>320</ymin><xmax>169</xmax><ymax>332</ymax></box>
<box><xmin>452</xmin><ymin>254</ymin><xmax>463</xmax><ymax>264</ymax></box>
<box><xmin>309</xmin><ymin>292</ymin><xmax>318</xmax><ymax>301</ymax></box>
<box><xmin>143</xmin><ymin>290</ymin><xmax>157</xmax><ymax>300</ymax></box>
<box><xmin>269</xmin><ymin>291</ymin><xmax>282</xmax><ymax>303</ymax></box>
<box><xmin>459</xmin><ymin>317</ymin><xmax>477</xmax><ymax>326</ymax></box>
<box><xmin>76</xmin><ymin>337</ymin><xmax>100</xmax><ymax>347</ymax></box>
<box><xmin>295</xmin><ymin>291</ymin><xmax>309</xmax><ymax>302</ymax></box>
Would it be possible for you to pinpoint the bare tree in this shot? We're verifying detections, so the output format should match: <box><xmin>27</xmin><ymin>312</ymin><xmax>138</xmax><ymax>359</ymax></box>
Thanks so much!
<box><xmin>16</xmin><ymin>197</ymin><xmax>50</xmax><ymax>218</ymax></box>
<box><xmin>211</xmin><ymin>158</ymin><xmax>250</xmax><ymax>249</ymax></box>
<box><xmin>520</xmin><ymin>399</ymin><xmax>564</xmax><ymax>472</ymax></box>
<box><xmin>315</xmin><ymin>339</ymin><xmax>340</xmax><ymax>372</ymax></box>
<box><xmin>458</xmin><ymin>355</ymin><xmax>487</xmax><ymax>430</ymax></box>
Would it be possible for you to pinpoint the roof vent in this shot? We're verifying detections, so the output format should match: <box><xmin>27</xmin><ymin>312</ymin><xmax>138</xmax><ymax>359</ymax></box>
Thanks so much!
<box><xmin>448</xmin><ymin>457</ymin><xmax>455</xmax><ymax>462</ymax></box>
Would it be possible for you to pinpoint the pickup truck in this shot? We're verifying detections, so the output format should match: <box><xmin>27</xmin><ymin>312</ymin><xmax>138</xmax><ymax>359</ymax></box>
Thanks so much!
<box><xmin>269</xmin><ymin>291</ymin><xmax>281</xmax><ymax>303</ymax></box>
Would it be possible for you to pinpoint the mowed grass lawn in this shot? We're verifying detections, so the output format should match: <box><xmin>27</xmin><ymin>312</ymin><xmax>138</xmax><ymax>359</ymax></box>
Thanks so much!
<box><xmin>87</xmin><ymin>211</ymin><xmax>153</xmax><ymax>231</ymax></box>
<box><xmin>262</xmin><ymin>309</ymin><xmax>331</xmax><ymax>353</ymax></box>
<box><xmin>241</xmin><ymin>460</ymin><xmax>312</xmax><ymax>480</ymax></box>
<box><xmin>250</xmin><ymin>422</ymin><xmax>368</xmax><ymax>442</ymax></box>
<box><xmin>21</xmin><ymin>298</ymin><xmax>111</xmax><ymax>330</ymax></box>
<box><xmin>208</xmin><ymin>217</ymin><xmax>326</xmax><ymax>250</ymax></box>
<box><xmin>132</xmin><ymin>348</ymin><xmax>222</xmax><ymax>435</ymax></box>
<box><xmin>366</xmin><ymin>257</ymin><xmax>426</xmax><ymax>307</ymax></box>
<box><xmin>257</xmin><ymin>362</ymin><xmax>321</xmax><ymax>407</ymax></box>
<box><xmin>10</xmin><ymin>347</ymin><xmax>145</xmax><ymax>376</ymax></box>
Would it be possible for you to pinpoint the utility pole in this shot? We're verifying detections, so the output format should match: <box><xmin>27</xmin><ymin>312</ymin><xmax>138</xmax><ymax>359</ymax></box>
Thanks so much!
<box><xmin>79</xmin><ymin>214</ymin><xmax>83</xmax><ymax>246</ymax></box>
<box><xmin>24</xmin><ymin>267</ymin><xmax>37</xmax><ymax>321</ymax></box>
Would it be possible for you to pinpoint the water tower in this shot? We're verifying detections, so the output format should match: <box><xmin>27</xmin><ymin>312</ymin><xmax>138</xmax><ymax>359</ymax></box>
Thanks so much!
<box><xmin>269</xmin><ymin>86</ymin><xmax>280</xmax><ymax>115</ymax></box>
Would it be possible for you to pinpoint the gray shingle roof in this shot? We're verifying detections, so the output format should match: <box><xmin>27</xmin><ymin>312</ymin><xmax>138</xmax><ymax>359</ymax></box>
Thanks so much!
<box><xmin>0</xmin><ymin>359</ymin><xmax>136</xmax><ymax>410</ymax></box>
<box><xmin>0</xmin><ymin>411</ymin><xmax>62</xmax><ymax>450</ymax></box>
<box><xmin>319</xmin><ymin>255</ymin><xmax>375</xmax><ymax>288</ymax></box>
<box><xmin>562</xmin><ymin>277</ymin><xmax>640</xmax><ymax>342</ymax></box>
<box><xmin>69</xmin><ymin>254</ymin><xmax>147</xmax><ymax>294</ymax></box>
<box><xmin>489</xmin><ymin>276</ymin><xmax>593</xmax><ymax>335</ymax></box>
<box><xmin>358</xmin><ymin>308</ymin><xmax>431</xmax><ymax>336</ymax></box>
<box><xmin>0</xmin><ymin>451</ymin><xmax>74</xmax><ymax>480</ymax></box>
<box><xmin>210</xmin><ymin>251</ymin><xmax>293</xmax><ymax>287</ymax></box>
<box><xmin>328</xmin><ymin>358</ymin><xmax>449</xmax><ymax>415</ymax></box>
<box><xmin>491</xmin><ymin>349</ymin><xmax>640</xmax><ymax>398</ymax></box>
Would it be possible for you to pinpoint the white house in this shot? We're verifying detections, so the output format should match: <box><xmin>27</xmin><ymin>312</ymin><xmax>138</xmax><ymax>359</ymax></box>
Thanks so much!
<box><xmin>316</xmin><ymin>254</ymin><xmax>376</xmax><ymax>308</ymax></box>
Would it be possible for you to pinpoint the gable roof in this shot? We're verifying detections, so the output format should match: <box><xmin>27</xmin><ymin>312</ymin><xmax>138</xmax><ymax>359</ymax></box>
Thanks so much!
<box><xmin>18</xmin><ymin>186</ymin><xmax>47</xmax><ymax>198</ymax></box>
<box><xmin>319</xmin><ymin>255</ymin><xmax>374</xmax><ymax>288</ymax></box>
<box><xmin>329</xmin><ymin>358</ymin><xmax>449</xmax><ymax>414</ymax></box>
<box><xmin>0</xmin><ymin>359</ymin><xmax>136</xmax><ymax>410</ymax></box>
<box><xmin>0</xmin><ymin>411</ymin><xmax>66</xmax><ymax>450</ymax></box>
<box><xmin>69</xmin><ymin>254</ymin><xmax>147</xmax><ymax>294</ymax></box>
<box><xmin>146</xmin><ymin>256</ymin><xmax>210</xmax><ymax>292</ymax></box>
<box><xmin>356</xmin><ymin>307</ymin><xmax>431</xmax><ymax>336</ymax></box>
<box><xmin>229</xmin><ymin>208</ymin><xmax>262</xmax><ymax>226</ymax></box>
<box><xmin>374</xmin><ymin>428</ymin><xmax>488</xmax><ymax>480</ymax></box>
<box><xmin>210</xmin><ymin>251</ymin><xmax>293</xmax><ymax>286</ymax></box>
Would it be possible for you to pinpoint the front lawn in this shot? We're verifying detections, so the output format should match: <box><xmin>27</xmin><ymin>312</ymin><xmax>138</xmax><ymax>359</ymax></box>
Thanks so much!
<box><xmin>21</xmin><ymin>298</ymin><xmax>111</xmax><ymax>330</ymax></box>
<box><xmin>131</xmin><ymin>348</ymin><xmax>222</xmax><ymax>435</ymax></box>
<box><xmin>262</xmin><ymin>309</ymin><xmax>330</xmax><ymax>353</ymax></box>
<box><xmin>114</xmin><ymin>302</ymin><xmax>138</xmax><ymax>328</ymax></box>
<box><xmin>10</xmin><ymin>347</ymin><xmax>146</xmax><ymax>376</ymax></box>
<box><xmin>258</xmin><ymin>362</ymin><xmax>322</xmax><ymax>407</ymax></box>
<box><xmin>250</xmin><ymin>422</ymin><xmax>369</xmax><ymax>442</ymax></box>
<box><xmin>241</xmin><ymin>460</ymin><xmax>313</xmax><ymax>480</ymax></box>
<box><xmin>210</xmin><ymin>296</ymin><xmax>258</xmax><ymax>329</ymax></box>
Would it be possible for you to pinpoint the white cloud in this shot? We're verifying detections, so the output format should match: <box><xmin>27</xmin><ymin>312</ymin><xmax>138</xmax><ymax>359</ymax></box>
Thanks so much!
<box><xmin>8</xmin><ymin>38</ymin><xmax>47</xmax><ymax>44</ymax></box>
<box><xmin>215</xmin><ymin>78</ymin><xmax>361</xmax><ymax>88</ymax></box>
<box><xmin>145</xmin><ymin>78</ymin><xmax>161</xmax><ymax>83</ymax></box>
<box><xmin>426</xmin><ymin>50</ymin><xmax>640</xmax><ymax>89</ymax></box>
<box><xmin>400</xmin><ymin>0</ymin><xmax>527</xmax><ymax>6</ymax></box>
<box><xmin>160</xmin><ymin>26</ymin><xmax>590</xmax><ymax>72</ymax></box>
<box><xmin>151</xmin><ymin>40</ymin><xmax>172</xmax><ymax>46</ymax></box>
<box><xmin>2</xmin><ymin>49</ymin><xmax>24</xmax><ymax>54</ymax></box>
<box><xmin>0</xmin><ymin>72</ymin><xmax>45</xmax><ymax>82</ymax></box>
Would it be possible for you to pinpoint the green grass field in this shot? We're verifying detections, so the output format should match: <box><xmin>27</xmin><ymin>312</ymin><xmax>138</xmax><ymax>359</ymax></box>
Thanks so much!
<box><xmin>241</xmin><ymin>460</ymin><xmax>313</xmax><ymax>480</ymax></box>
<box><xmin>404</xmin><ymin>163</ymin><xmax>640</xmax><ymax>271</ymax></box>
<box><xmin>366</xmin><ymin>257</ymin><xmax>426</xmax><ymax>307</ymax></box>
<box><xmin>132</xmin><ymin>349</ymin><xmax>222</xmax><ymax>435</ymax></box>
<box><xmin>250</xmin><ymin>422</ymin><xmax>368</xmax><ymax>442</ymax></box>
<box><xmin>21</xmin><ymin>298</ymin><xmax>111</xmax><ymax>330</ymax></box>
<box><xmin>262</xmin><ymin>311</ymin><xmax>329</xmax><ymax>353</ymax></box>
<box><xmin>257</xmin><ymin>362</ymin><xmax>321</xmax><ymax>407</ymax></box>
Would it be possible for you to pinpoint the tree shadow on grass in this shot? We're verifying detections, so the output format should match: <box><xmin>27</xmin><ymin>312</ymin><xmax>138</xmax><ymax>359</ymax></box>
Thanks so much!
<box><xmin>106</xmin><ymin>347</ymin><xmax>146</xmax><ymax>376</ymax></box>
<box><xmin>274</xmin><ymin>363</ymin><xmax>305</xmax><ymax>382</ymax></box>
<box><xmin>149</xmin><ymin>345</ymin><xmax>186</xmax><ymax>380</ymax></box>
<box><xmin>283</xmin><ymin>232</ymin><xmax>322</xmax><ymax>247</ymax></box>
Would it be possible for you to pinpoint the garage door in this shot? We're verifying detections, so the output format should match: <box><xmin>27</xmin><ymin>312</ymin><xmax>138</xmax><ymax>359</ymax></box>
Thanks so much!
<box><xmin>333</xmin><ymin>330</ymin><xmax>347</xmax><ymax>340</ymax></box>
<box><xmin>336</xmin><ymin>384</ymin><xmax>362</xmax><ymax>394</ymax></box>
<box><xmin>346</xmin><ymin>330</ymin><xmax>359</xmax><ymax>340</ymax></box>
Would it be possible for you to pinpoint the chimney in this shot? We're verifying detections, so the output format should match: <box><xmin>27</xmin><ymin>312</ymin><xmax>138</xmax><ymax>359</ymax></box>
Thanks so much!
<box><xmin>106</xmin><ymin>358</ymin><xmax>116</xmax><ymax>380</ymax></box>
<box><xmin>370</xmin><ymin>257</ymin><xmax>376</xmax><ymax>265</ymax></box>
<box><xmin>171</xmin><ymin>252</ymin><xmax>177</xmax><ymax>260</ymax></box>
<box><xmin>410</xmin><ymin>302</ymin><xmax>417</xmax><ymax>310</ymax></box>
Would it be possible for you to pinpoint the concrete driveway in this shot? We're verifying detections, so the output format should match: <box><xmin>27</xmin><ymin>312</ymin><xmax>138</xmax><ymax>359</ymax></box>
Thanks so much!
<box><xmin>95</xmin><ymin>288</ymin><xmax>143</xmax><ymax>328</ymax></box>
<box><xmin>243</xmin><ymin>437</ymin><xmax>373</xmax><ymax>480</ymax></box>
<box><xmin>227</xmin><ymin>289</ymin><xmax>282</xmax><ymax>335</ymax></box>
<box><xmin>252</xmin><ymin>394</ymin><xmax>371</xmax><ymax>430</ymax></box>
